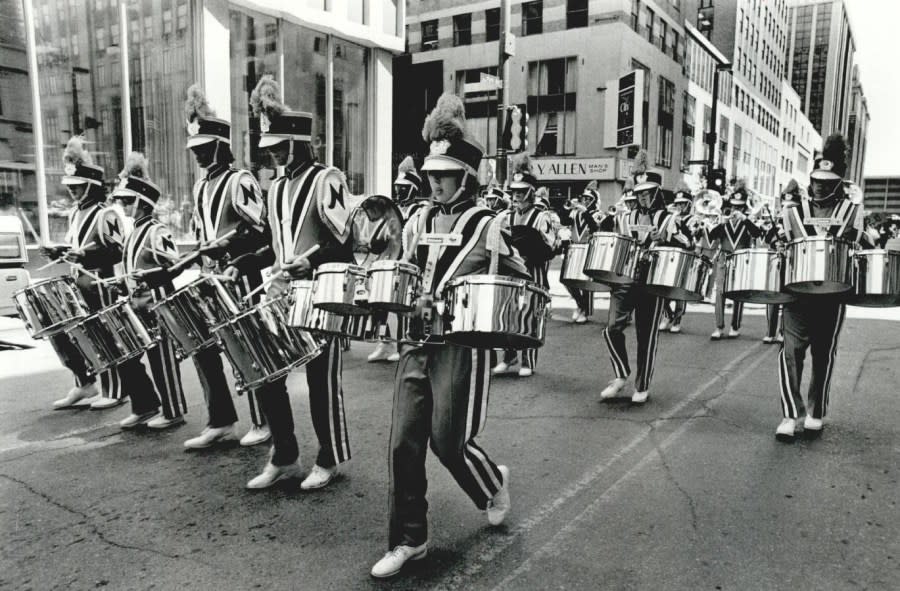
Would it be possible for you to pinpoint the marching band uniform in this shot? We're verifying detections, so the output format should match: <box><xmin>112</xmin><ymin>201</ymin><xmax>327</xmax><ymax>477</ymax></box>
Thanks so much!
<box><xmin>599</xmin><ymin>157</ymin><xmax>693</xmax><ymax>404</ymax></box>
<box><xmin>46</xmin><ymin>137</ymin><xmax>130</xmax><ymax>410</ymax></box>
<box><xmin>775</xmin><ymin>135</ymin><xmax>869</xmax><ymax>441</ymax></box>
<box><xmin>112</xmin><ymin>153</ymin><xmax>187</xmax><ymax>429</ymax></box>
<box><xmin>372</xmin><ymin>93</ymin><xmax>529</xmax><ymax>579</ymax></box>
<box><xmin>566</xmin><ymin>181</ymin><xmax>600</xmax><ymax>323</ymax></box>
<box><xmin>247</xmin><ymin>75</ymin><xmax>355</xmax><ymax>490</ymax></box>
<box><xmin>660</xmin><ymin>188</ymin><xmax>695</xmax><ymax>334</ymax></box>
<box><xmin>181</xmin><ymin>85</ymin><xmax>271</xmax><ymax>450</ymax></box>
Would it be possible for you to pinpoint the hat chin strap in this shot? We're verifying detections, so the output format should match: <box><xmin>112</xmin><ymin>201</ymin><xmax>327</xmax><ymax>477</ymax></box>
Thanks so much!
<box><xmin>443</xmin><ymin>171</ymin><xmax>470</xmax><ymax>208</ymax></box>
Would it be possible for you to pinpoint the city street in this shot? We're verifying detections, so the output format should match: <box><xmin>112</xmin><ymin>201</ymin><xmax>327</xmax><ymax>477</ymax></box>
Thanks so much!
<box><xmin>2</xmin><ymin>273</ymin><xmax>898</xmax><ymax>591</ymax></box>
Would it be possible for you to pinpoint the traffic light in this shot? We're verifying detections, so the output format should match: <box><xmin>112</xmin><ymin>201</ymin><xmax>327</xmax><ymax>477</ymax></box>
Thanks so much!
<box><xmin>503</xmin><ymin>104</ymin><xmax>528</xmax><ymax>153</ymax></box>
<box><xmin>708</xmin><ymin>167</ymin><xmax>727</xmax><ymax>192</ymax></box>
<box><xmin>698</xmin><ymin>5</ymin><xmax>715</xmax><ymax>36</ymax></box>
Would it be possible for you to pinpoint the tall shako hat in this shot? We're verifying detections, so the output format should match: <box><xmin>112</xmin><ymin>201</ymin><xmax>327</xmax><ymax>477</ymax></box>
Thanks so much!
<box><xmin>622</xmin><ymin>177</ymin><xmax>637</xmax><ymax>202</ymax></box>
<box><xmin>250</xmin><ymin>75</ymin><xmax>312</xmax><ymax>148</ymax></box>
<box><xmin>811</xmin><ymin>133</ymin><xmax>848</xmax><ymax>181</ymax></box>
<box><xmin>112</xmin><ymin>152</ymin><xmax>160</xmax><ymax>208</ymax></box>
<box><xmin>580</xmin><ymin>180</ymin><xmax>600</xmax><ymax>209</ymax></box>
<box><xmin>728</xmin><ymin>178</ymin><xmax>749</xmax><ymax>207</ymax></box>
<box><xmin>62</xmin><ymin>136</ymin><xmax>103</xmax><ymax>186</ymax></box>
<box><xmin>673</xmin><ymin>180</ymin><xmax>693</xmax><ymax>205</ymax></box>
<box><xmin>394</xmin><ymin>156</ymin><xmax>422</xmax><ymax>190</ymax></box>
<box><xmin>534</xmin><ymin>186</ymin><xmax>550</xmax><ymax>210</ymax></box>
<box><xmin>631</xmin><ymin>150</ymin><xmax>661</xmax><ymax>192</ymax></box>
<box><xmin>184</xmin><ymin>84</ymin><xmax>231</xmax><ymax>149</ymax></box>
<box><xmin>421</xmin><ymin>93</ymin><xmax>484</xmax><ymax>177</ymax></box>
<box><xmin>507</xmin><ymin>153</ymin><xmax>538</xmax><ymax>191</ymax></box>
<box><xmin>781</xmin><ymin>178</ymin><xmax>801</xmax><ymax>202</ymax></box>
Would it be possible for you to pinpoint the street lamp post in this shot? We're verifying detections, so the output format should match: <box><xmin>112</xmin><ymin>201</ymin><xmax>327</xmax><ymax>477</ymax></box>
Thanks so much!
<box><xmin>495</xmin><ymin>0</ymin><xmax>511</xmax><ymax>185</ymax></box>
<box><xmin>706</xmin><ymin>63</ymin><xmax>732</xmax><ymax>177</ymax></box>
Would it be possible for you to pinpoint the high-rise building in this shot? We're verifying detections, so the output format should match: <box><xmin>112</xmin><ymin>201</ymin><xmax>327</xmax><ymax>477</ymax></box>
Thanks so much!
<box><xmin>847</xmin><ymin>64</ymin><xmax>869</xmax><ymax>187</ymax></box>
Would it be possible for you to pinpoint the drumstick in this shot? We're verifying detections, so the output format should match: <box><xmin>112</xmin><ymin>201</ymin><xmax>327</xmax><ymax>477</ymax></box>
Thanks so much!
<box><xmin>71</xmin><ymin>264</ymin><xmax>103</xmax><ymax>284</ymax></box>
<box><xmin>37</xmin><ymin>240</ymin><xmax>97</xmax><ymax>270</ymax></box>
<box><xmin>241</xmin><ymin>245</ymin><xmax>320</xmax><ymax>302</ymax></box>
<box><xmin>170</xmin><ymin>228</ymin><xmax>240</xmax><ymax>272</ymax></box>
<box><xmin>200</xmin><ymin>273</ymin><xmax>235</xmax><ymax>282</ymax></box>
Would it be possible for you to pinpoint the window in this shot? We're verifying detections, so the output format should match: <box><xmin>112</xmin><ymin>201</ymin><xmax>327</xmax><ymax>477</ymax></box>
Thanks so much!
<box><xmin>566</xmin><ymin>0</ymin><xmax>588</xmax><ymax>29</ymax></box>
<box><xmin>656</xmin><ymin>76</ymin><xmax>675</xmax><ymax>167</ymax></box>
<box><xmin>631</xmin><ymin>0</ymin><xmax>640</xmax><ymax>33</ymax></box>
<box><xmin>485</xmin><ymin>8</ymin><xmax>500</xmax><ymax>42</ymax></box>
<box><xmin>163</xmin><ymin>9</ymin><xmax>172</xmax><ymax>35</ymax></box>
<box><xmin>633</xmin><ymin>58</ymin><xmax>651</xmax><ymax>149</ymax></box>
<box><xmin>646</xmin><ymin>7</ymin><xmax>655</xmax><ymax>43</ymax></box>
<box><xmin>658</xmin><ymin>19</ymin><xmax>667</xmax><ymax>53</ymax></box>
<box><xmin>682</xmin><ymin>91</ymin><xmax>695</xmax><ymax>169</ymax></box>
<box><xmin>672</xmin><ymin>30</ymin><xmax>680</xmax><ymax>63</ymax></box>
<box><xmin>522</xmin><ymin>1</ymin><xmax>543</xmax><ymax>36</ymax></box>
<box><xmin>331</xmin><ymin>40</ymin><xmax>369</xmax><ymax>194</ymax></box>
<box><xmin>421</xmin><ymin>19</ymin><xmax>438</xmax><ymax>50</ymax></box>
<box><xmin>453</xmin><ymin>13</ymin><xmax>471</xmax><ymax>46</ymax></box>
<box><xmin>527</xmin><ymin>57</ymin><xmax>577</xmax><ymax>155</ymax></box>
<box><xmin>177</xmin><ymin>2</ymin><xmax>188</xmax><ymax>30</ymax></box>
<box><xmin>455</xmin><ymin>66</ymin><xmax>500</xmax><ymax>152</ymax></box>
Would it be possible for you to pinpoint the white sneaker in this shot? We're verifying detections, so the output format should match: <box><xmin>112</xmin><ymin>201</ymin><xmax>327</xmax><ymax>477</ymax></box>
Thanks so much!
<box><xmin>147</xmin><ymin>415</ymin><xmax>185</xmax><ymax>430</ymax></box>
<box><xmin>571</xmin><ymin>309</ymin><xmax>579</xmax><ymax>321</ymax></box>
<box><xmin>670</xmin><ymin>323</ymin><xmax>682</xmax><ymax>333</ymax></box>
<box><xmin>600</xmin><ymin>377</ymin><xmax>627</xmax><ymax>400</ymax></box>
<box><xmin>52</xmin><ymin>383</ymin><xmax>98</xmax><ymax>409</ymax></box>
<box><xmin>370</xmin><ymin>543</ymin><xmax>428</xmax><ymax>578</ymax></box>
<box><xmin>90</xmin><ymin>396</ymin><xmax>126</xmax><ymax>410</ymax></box>
<box><xmin>775</xmin><ymin>418</ymin><xmax>796</xmax><ymax>442</ymax></box>
<box><xmin>659</xmin><ymin>318</ymin><xmax>671</xmax><ymax>331</ymax></box>
<box><xmin>184</xmin><ymin>425</ymin><xmax>239</xmax><ymax>449</ymax></box>
<box><xmin>803</xmin><ymin>416</ymin><xmax>823</xmax><ymax>431</ymax></box>
<box><xmin>387</xmin><ymin>352</ymin><xmax>400</xmax><ymax>362</ymax></box>
<box><xmin>367</xmin><ymin>342</ymin><xmax>392</xmax><ymax>362</ymax></box>
<box><xmin>486</xmin><ymin>465</ymin><xmax>511</xmax><ymax>526</ymax></box>
<box><xmin>492</xmin><ymin>359</ymin><xmax>518</xmax><ymax>375</ymax></box>
<box><xmin>727</xmin><ymin>328</ymin><xmax>740</xmax><ymax>339</ymax></box>
<box><xmin>775</xmin><ymin>333</ymin><xmax>784</xmax><ymax>343</ymax></box>
<box><xmin>300</xmin><ymin>464</ymin><xmax>338</xmax><ymax>490</ymax></box>
<box><xmin>518</xmin><ymin>367</ymin><xmax>533</xmax><ymax>377</ymax></box>
<box><xmin>120</xmin><ymin>411</ymin><xmax>157</xmax><ymax>429</ymax></box>
<box><xmin>762</xmin><ymin>336</ymin><xmax>775</xmax><ymax>344</ymax></box>
<box><xmin>574</xmin><ymin>310</ymin><xmax>588</xmax><ymax>324</ymax></box>
<box><xmin>631</xmin><ymin>390</ymin><xmax>649</xmax><ymax>404</ymax></box>
<box><xmin>240</xmin><ymin>425</ymin><xmax>271</xmax><ymax>447</ymax></box>
<box><xmin>246</xmin><ymin>461</ymin><xmax>302</xmax><ymax>489</ymax></box>
<box><xmin>710</xmin><ymin>329</ymin><xmax>723</xmax><ymax>340</ymax></box>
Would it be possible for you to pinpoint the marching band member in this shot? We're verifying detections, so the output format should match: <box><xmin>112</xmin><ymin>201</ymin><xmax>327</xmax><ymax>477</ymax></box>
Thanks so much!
<box><xmin>394</xmin><ymin>156</ymin><xmax>428</xmax><ymax>222</ymax></box>
<box><xmin>371</xmin><ymin>93</ymin><xmax>529</xmax><ymax>578</ymax></box>
<box><xmin>659</xmin><ymin>185</ymin><xmax>694</xmax><ymax>334</ymax></box>
<box><xmin>111</xmin><ymin>153</ymin><xmax>188</xmax><ymax>429</ymax></box>
<box><xmin>248</xmin><ymin>75</ymin><xmax>356</xmax><ymax>490</ymax></box>
<box><xmin>599</xmin><ymin>151</ymin><xmax>693</xmax><ymax>404</ymax></box>
<box><xmin>708</xmin><ymin>180</ymin><xmax>762</xmax><ymax>340</ymax></box>
<box><xmin>491</xmin><ymin>154</ymin><xmax>555</xmax><ymax>378</ymax></box>
<box><xmin>762</xmin><ymin>180</ymin><xmax>801</xmax><ymax>344</ymax></box>
<box><xmin>43</xmin><ymin>136</ymin><xmax>129</xmax><ymax>410</ymax></box>
<box><xmin>565</xmin><ymin>181</ymin><xmax>601</xmax><ymax>323</ymax></box>
<box><xmin>775</xmin><ymin>134</ymin><xmax>870</xmax><ymax>442</ymax></box>
<box><xmin>180</xmin><ymin>85</ymin><xmax>272</xmax><ymax>450</ymax></box>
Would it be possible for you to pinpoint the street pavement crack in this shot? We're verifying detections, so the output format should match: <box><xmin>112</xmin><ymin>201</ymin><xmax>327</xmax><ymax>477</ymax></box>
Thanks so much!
<box><xmin>648</xmin><ymin>428</ymin><xmax>700</xmax><ymax>533</ymax></box>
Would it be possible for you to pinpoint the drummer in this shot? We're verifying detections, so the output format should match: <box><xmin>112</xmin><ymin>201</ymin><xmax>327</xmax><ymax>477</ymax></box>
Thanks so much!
<box><xmin>247</xmin><ymin>75</ymin><xmax>354</xmax><ymax>490</ymax></box>
<box><xmin>659</xmin><ymin>185</ymin><xmax>695</xmax><ymax>334</ymax></box>
<box><xmin>110</xmin><ymin>152</ymin><xmax>188</xmax><ymax>429</ymax></box>
<box><xmin>761</xmin><ymin>180</ymin><xmax>801</xmax><ymax>344</ymax></box>
<box><xmin>565</xmin><ymin>181</ymin><xmax>601</xmax><ymax>324</ymax></box>
<box><xmin>371</xmin><ymin>93</ymin><xmax>530</xmax><ymax>579</ymax></box>
<box><xmin>775</xmin><ymin>134</ymin><xmax>872</xmax><ymax>442</ymax></box>
<box><xmin>180</xmin><ymin>84</ymin><xmax>272</xmax><ymax>450</ymax></box>
<box><xmin>41</xmin><ymin>136</ymin><xmax>131</xmax><ymax>411</ymax></box>
<box><xmin>599</xmin><ymin>151</ymin><xmax>693</xmax><ymax>404</ymax></box>
<box><xmin>707</xmin><ymin>179</ymin><xmax>762</xmax><ymax>340</ymax></box>
<box><xmin>394</xmin><ymin>156</ymin><xmax>428</xmax><ymax>223</ymax></box>
<box><xmin>491</xmin><ymin>153</ymin><xmax>555</xmax><ymax>378</ymax></box>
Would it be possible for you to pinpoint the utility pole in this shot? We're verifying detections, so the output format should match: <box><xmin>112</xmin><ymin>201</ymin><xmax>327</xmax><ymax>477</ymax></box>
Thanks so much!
<box><xmin>495</xmin><ymin>0</ymin><xmax>511</xmax><ymax>185</ymax></box>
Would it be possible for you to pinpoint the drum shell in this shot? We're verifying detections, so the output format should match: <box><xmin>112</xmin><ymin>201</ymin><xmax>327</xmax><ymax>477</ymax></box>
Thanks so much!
<box><xmin>583</xmin><ymin>232</ymin><xmax>641</xmax><ymax>285</ymax></box>
<box><xmin>848</xmin><ymin>249</ymin><xmax>900</xmax><ymax>307</ymax></box>
<box><xmin>312</xmin><ymin>263</ymin><xmax>369</xmax><ymax>315</ymax></box>
<box><xmin>66</xmin><ymin>301</ymin><xmax>155</xmax><ymax>373</ymax></box>
<box><xmin>151</xmin><ymin>277</ymin><xmax>243</xmax><ymax>358</ymax></box>
<box><xmin>13</xmin><ymin>276</ymin><xmax>89</xmax><ymax>338</ymax></box>
<box><xmin>214</xmin><ymin>296</ymin><xmax>322</xmax><ymax>392</ymax></box>
<box><xmin>643</xmin><ymin>247</ymin><xmax>713</xmax><ymax>302</ymax></box>
<box><xmin>560</xmin><ymin>243</ymin><xmax>610</xmax><ymax>292</ymax></box>
<box><xmin>366</xmin><ymin>260</ymin><xmax>421</xmax><ymax>312</ymax></box>
<box><xmin>783</xmin><ymin>236</ymin><xmax>853</xmax><ymax>295</ymax></box>
<box><xmin>724</xmin><ymin>248</ymin><xmax>795</xmax><ymax>304</ymax></box>
<box><xmin>443</xmin><ymin>275</ymin><xmax>550</xmax><ymax>350</ymax></box>
<box><xmin>287</xmin><ymin>280</ymin><xmax>369</xmax><ymax>339</ymax></box>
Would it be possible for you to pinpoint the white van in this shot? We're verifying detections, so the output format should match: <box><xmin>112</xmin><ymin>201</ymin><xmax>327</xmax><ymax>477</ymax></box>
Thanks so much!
<box><xmin>0</xmin><ymin>215</ymin><xmax>30</xmax><ymax>316</ymax></box>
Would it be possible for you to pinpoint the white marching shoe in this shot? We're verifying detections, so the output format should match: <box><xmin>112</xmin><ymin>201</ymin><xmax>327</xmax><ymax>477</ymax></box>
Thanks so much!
<box><xmin>367</xmin><ymin>342</ymin><xmax>393</xmax><ymax>362</ymax></box>
<box><xmin>52</xmin><ymin>383</ymin><xmax>98</xmax><ymax>409</ymax></box>
<box><xmin>658</xmin><ymin>317</ymin><xmax>671</xmax><ymax>331</ymax></box>
<box><xmin>184</xmin><ymin>424</ymin><xmax>239</xmax><ymax>449</ymax></box>
<box><xmin>492</xmin><ymin>359</ymin><xmax>518</xmax><ymax>375</ymax></box>
<box><xmin>370</xmin><ymin>543</ymin><xmax>428</xmax><ymax>578</ymax></box>
<box><xmin>300</xmin><ymin>464</ymin><xmax>338</xmax><ymax>490</ymax></box>
<box><xmin>240</xmin><ymin>425</ymin><xmax>271</xmax><ymax>447</ymax></box>
<box><xmin>518</xmin><ymin>367</ymin><xmax>533</xmax><ymax>378</ymax></box>
<box><xmin>727</xmin><ymin>328</ymin><xmax>740</xmax><ymax>339</ymax></box>
<box><xmin>600</xmin><ymin>377</ymin><xmax>628</xmax><ymax>400</ymax></box>
<box><xmin>147</xmin><ymin>414</ymin><xmax>185</xmax><ymax>430</ymax></box>
<box><xmin>246</xmin><ymin>461</ymin><xmax>302</xmax><ymax>490</ymax></box>
<box><xmin>762</xmin><ymin>335</ymin><xmax>775</xmax><ymax>344</ymax></box>
<box><xmin>387</xmin><ymin>351</ymin><xmax>401</xmax><ymax>362</ymax></box>
<box><xmin>573</xmin><ymin>310</ymin><xmax>588</xmax><ymax>324</ymax></box>
<box><xmin>669</xmin><ymin>323</ymin><xmax>682</xmax><ymax>334</ymax></box>
<box><xmin>710</xmin><ymin>328</ymin><xmax>723</xmax><ymax>340</ymax></box>
<box><xmin>775</xmin><ymin>418</ymin><xmax>797</xmax><ymax>442</ymax></box>
<box><xmin>803</xmin><ymin>416</ymin><xmax>824</xmax><ymax>432</ymax></box>
<box><xmin>631</xmin><ymin>390</ymin><xmax>649</xmax><ymax>404</ymax></box>
<box><xmin>91</xmin><ymin>396</ymin><xmax>126</xmax><ymax>410</ymax></box>
<box><xmin>119</xmin><ymin>411</ymin><xmax>157</xmax><ymax>429</ymax></box>
<box><xmin>486</xmin><ymin>465</ymin><xmax>511</xmax><ymax>526</ymax></box>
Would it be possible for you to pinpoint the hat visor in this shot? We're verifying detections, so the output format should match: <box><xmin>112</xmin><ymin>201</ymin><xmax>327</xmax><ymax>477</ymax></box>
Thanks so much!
<box><xmin>810</xmin><ymin>170</ymin><xmax>841</xmax><ymax>181</ymax></box>
<box><xmin>186</xmin><ymin>135</ymin><xmax>218</xmax><ymax>149</ymax></box>
<box><xmin>421</xmin><ymin>155</ymin><xmax>476</xmax><ymax>176</ymax></box>
<box><xmin>393</xmin><ymin>177</ymin><xmax>414</xmax><ymax>186</ymax></box>
<box><xmin>62</xmin><ymin>176</ymin><xmax>96</xmax><ymax>186</ymax></box>
<box><xmin>508</xmin><ymin>180</ymin><xmax>535</xmax><ymax>190</ymax></box>
<box><xmin>673</xmin><ymin>197</ymin><xmax>691</xmax><ymax>204</ymax></box>
<box><xmin>111</xmin><ymin>188</ymin><xmax>140</xmax><ymax>199</ymax></box>
<box><xmin>633</xmin><ymin>181</ymin><xmax>660</xmax><ymax>192</ymax></box>
<box><xmin>258</xmin><ymin>133</ymin><xmax>311</xmax><ymax>149</ymax></box>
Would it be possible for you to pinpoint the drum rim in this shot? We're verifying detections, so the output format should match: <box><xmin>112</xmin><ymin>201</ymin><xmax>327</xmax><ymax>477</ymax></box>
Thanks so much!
<box><xmin>590</xmin><ymin>231</ymin><xmax>638</xmax><ymax>244</ymax></box>
<box><xmin>853</xmin><ymin>248</ymin><xmax>899</xmax><ymax>258</ymax></box>
<box><xmin>727</xmin><ymin>247</ymin><xmax>783</xmax><ymax>258</ymax></box>
<box><xmin>316</xmin><ymin>262</ymin><xmax>367</xmax><ymax>274</ymax></box>
<box><xmin>368</xmin><ymin>260</ymin><xmax>421</xmax><ymax>273</ymax></box>
<box><xmin>13</xmin><ymin>274</ymin><xmax>76</xmax><ymax>296</ymax></box>
<box><xmin>786</xmin><ymin>236</ymin><xmax>853</xmax><ymax>247</ymax></box>
<box><xmin>444</xmin><ymin>273</ymin><xmax>527</xmax><ymax>290</ymax></box>
<box><xmin>213</xmin><ymin>296</ymin><xmax>285</xmax><ymax>327</ymax></box>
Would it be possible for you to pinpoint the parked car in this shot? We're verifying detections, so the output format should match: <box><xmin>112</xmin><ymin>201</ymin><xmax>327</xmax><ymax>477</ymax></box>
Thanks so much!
<box><xmin>0</xmin><ymin>215</ymin><xmax>30</xmax><ymax>317</ymax></box>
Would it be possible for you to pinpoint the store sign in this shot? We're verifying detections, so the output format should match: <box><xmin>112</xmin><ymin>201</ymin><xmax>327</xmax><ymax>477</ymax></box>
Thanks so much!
<box><xmin>533</xmin><ymin>157</ymin><xmax>616</xmax><ymax>181</ymax></box>
<box><xmin>604</xmin><ymin>69</ymin><xmax>645</xmax><ymax>149</ymax></box>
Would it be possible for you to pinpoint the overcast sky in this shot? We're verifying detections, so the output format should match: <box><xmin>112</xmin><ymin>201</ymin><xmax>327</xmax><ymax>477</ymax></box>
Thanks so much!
<box><xmin>844</xmin><ymin>0</ymin><xmax>898</xmax><ymax>177</ymax></box>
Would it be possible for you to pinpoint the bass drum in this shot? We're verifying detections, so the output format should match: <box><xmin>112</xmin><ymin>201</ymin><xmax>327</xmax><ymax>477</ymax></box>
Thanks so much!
<box><xmin>724</xmin><ymin>248</ymin><xmax>795</xmax><ymax>304</ymax></box>
<box><xmin>443</xmin><ymin>275</ymin><xmax>550</xmax><ymax>350</ymax></box>
<box><xmin>583</xmin><ymin>232</ymin><xmax>642</xmax><ymax>285</ymax></box>
<box><xmin>66</xmin><ymin>300</ymin><xmax>155</xmax><ymax>374</ymax></box>
<box><xmin>847</xmin><ymin>249</ymin><xmax>900</xmax><ymax>307</ymax></box>
<box><xmin>560</xmin><ymin>243</ymin><xmax>610</xmax><ymax>292</ymax></box>
<box><xmin>13</xmin><ymin>275</ymin><xmax>89</xmax><ymax>338</ymax></box>
<box><xmin>643</xmin><ymin>247</ymin><xmax>713</xmax><ymax>302</ymax></box>
<box><xmin>783</xmin><ymin>236</ymin><xmax>853</xmax><ymax>295</ymax></box>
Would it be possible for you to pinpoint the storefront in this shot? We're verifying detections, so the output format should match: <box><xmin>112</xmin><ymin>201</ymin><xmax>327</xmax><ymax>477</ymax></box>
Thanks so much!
<box><xmin>530</xmin><ymin>156</ymin><xmax>627</xmax><ymax>215</ymax></box>
<box><xmin>22</xmin><ymin>0</ymin><xmax>403</xmax><ymax>244</ymax></box>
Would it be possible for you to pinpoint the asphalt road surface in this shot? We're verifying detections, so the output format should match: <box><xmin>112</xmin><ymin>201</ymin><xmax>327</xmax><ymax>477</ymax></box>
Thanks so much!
<box><xmin>1</xmin><ymin>299</ymin><xmax>898</xmax><ymax>591</ymax></box>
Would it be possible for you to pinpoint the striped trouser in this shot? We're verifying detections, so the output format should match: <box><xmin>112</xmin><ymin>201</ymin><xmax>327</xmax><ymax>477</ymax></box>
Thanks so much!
<box><xmin>389</xmin><ymin>343</ymin><xmax>502</xmax><ymax>548</ymax></box>
<box><xmin>254</xmin><ymin>336</ymin><xmax>350</xmax><ymax>468</ymax></box>
<box><xmin>565</xmin><ymin>285</ymin><xmax>594</xmax><ymax>316</ymax></box>
<box><xmin>778</xmin><ymin>299</ymin><xmax>846</xmax><ymax>420</ymax></box>
<box><xmin>664</xmin><ymin>299</ymin><xmax>686</xmax><ymax>324</ymax></box>
<box><xmin>503</xmin><ymin>260</ymin><xmax>550</xmax><ymax>370</ymax></box>
<box><xmin>138</xmin><ymin>287</ymin><xmax>187</xmax><ymax>419</ymax></box>
<box><xmin>713</xmin><ymin>257</ymin><xmax>743</xmax><ymax>330</ymax></box>
<box><xmin>766</xmin><ymin>304</ymin><xmax>781</xmax><ymax>338</ymax></box>
<box><xmin>603</xmin><ymin>285</ymin><xmax>665</xmax><ymax>392</ymax></box>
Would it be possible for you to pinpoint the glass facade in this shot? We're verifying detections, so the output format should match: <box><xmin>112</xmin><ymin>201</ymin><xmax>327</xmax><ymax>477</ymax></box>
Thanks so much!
<box><xmin>332</xmin><ymin>38</ymin><xmax>369</xmax><ymax>195</ymax></box>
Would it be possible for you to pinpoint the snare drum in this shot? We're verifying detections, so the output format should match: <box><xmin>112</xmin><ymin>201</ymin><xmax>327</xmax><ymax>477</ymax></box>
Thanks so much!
<box><xmin>724</xmin><ymin>248</ymin><xmax>795</xmax><ymax>304</ymax></box>
<box><xmin>643</xmin><ymin>247</ymin><xmax>713</xmax><ymax>302</ymax></box>
<box><xmin>66</xmin><ymin>300</ymin><xmax>155</xmax><ymax>374</ymax></box>
<box><xmin>287</xmin><ymin>280</ymin><xmax>369</xmax><ymax>339</ymax></box>
<box><xmin>443</xmin><ymin>275</ymin><xmax>551</xmax><ymax>350</ymax></box>
<box><xmin>783</xmin><ymin>236</ymin><xmax>853</xmax><ymax>295</ymax></box>
<box><xmin>848</xmin><ymin>249</ymin><xmax>900</xmax><ymax>307</ymax></box>
<box><xmin>13</xmin><ymin>275</ymin><xmax>89</xmax><ymax>338</ymax></box>
<box><xmin>214</xmin><ymin>296</ymin><xmax>323</xmax><ymax>392</ymax></box>
<box><xmin>560</xmin><ymin>243</ymin><xmax>610</xmax><ymax>292</ymax></box>
<box><xmin>151</xmin><ymin>276</ymin><xmax>243</xmax><ymax>358</ymax></box>
<box><xmin>312</xmin><ymin>263</ymin><xmax>369</xmax><ymax>315</ymax></box>
<box><xmin>583</xmin><ymin>232</ymin><xmax>642</xmax><ymax>285</ymax></box>
<box><xmin>366</xmin><ymin>260</ymin><xmax>421</xmax><ymax>312</ymax></box>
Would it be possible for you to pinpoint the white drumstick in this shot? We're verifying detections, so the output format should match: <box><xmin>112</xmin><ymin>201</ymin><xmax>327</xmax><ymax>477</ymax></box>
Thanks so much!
<box><xmin>36</xmin><ymin>258</ymin><xmax>63</xmax><ymax>271</ymax></box>
<box><xmin>200</xmin><ymin>272</ymin><xmax>235</xmax><ymax>282</ymax></box>
<box><xmin>71</xmin><ymin>264</ymin><xmax>103</xmax><ymax>284</ymax></box>
<box><xmin>241</xmin><ymin>245</ymin><xmax>320</xmax><ymax>302</ymax></box>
